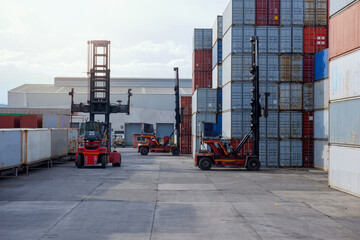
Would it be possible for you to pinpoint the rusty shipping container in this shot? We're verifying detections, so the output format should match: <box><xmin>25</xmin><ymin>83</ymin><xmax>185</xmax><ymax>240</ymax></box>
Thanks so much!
<box><xmin>329</xmin><ymin>0</ymin><xmax>360</xmax><ymax>59</ymax></box>
<box><xmin>0</xmin><ymin>115</ymin><xmax>20</xmax><ymax>128</ymax></box>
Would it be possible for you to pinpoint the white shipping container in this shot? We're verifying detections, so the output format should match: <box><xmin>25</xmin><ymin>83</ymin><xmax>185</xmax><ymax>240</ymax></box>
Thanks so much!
<box><xmin>314</xmin><ymin>78</ymin><xmax>329</xmax><ymax>109</ymax></box>
<box><xmin>22</xmin><ymin>129</ymin><xmax>52</xmax><ymax>165</ymax></box>
<box><xmin>0</xmin><ymin>130</ymin><xmax>22</xmax><ymax>170</ymax></box>
<box><xmin>329</xmin><ymin>145</ymin><xmax>360</xmax><ymax>197</ymax></box>
<box><xmin>212</xmin><ymin>65</ymin><xmax>223</xmax><ymax>89</ymax></box>
<box><xmin>212</xmin><ymin>15</ymin><xmax>223</xmax><ymax>46</ymax></box>
<box><xmin>314</xmin><ymin>110</ymin><xmax>329</xmax><ymax>139</ymax></box>
<box><xmin>330</xmin><ymin>0</ymin><xmax>357</xmax><ymax>17</ymax></box>
<box><xmin>314</xmin><ymin>140</ymin><xmax>329</xmax><ymax>170</ymax></box>
<box><xmin>67</xmin><ymin>128</ymin><xmax>79</xmax><ymax>154</ymax></box>
<box><xmin>51</xmin><ymin>129</ymin><xmax>68</xmax><ymax>158</ymax></box>
<box><xmin>330</xmin><ymin>49</ymin><xmax>360</xmax><ymax>101</ymax></box>
<box><xmin>192</xmin><ymin>89</ymin><xmax>217</xmax><ymax>114</ymax></box>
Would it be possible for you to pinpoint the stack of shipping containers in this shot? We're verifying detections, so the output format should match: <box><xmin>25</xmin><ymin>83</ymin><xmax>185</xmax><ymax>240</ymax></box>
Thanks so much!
<box><xmin>314</xmin><ymin>49</ymin><xmax>329</xmax><ymax>170</ymax></box>
<box><xmin>212</xmin><ymin>16</ymin><xmax>223</xmax><ymax>137</ymax></box>
<box><xmin>180</xmin><ymin>97</ymin><xmax>192</xmax><ymax>154</ymax></box>
<box><xmin>328</xmin><ymin>0</ymin><xmax>360</xmax><ymax>196</ymax></box>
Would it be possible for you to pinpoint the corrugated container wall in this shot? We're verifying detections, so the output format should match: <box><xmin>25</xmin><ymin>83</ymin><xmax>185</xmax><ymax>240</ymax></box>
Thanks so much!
<box><xmin>192</xmin><ymin>89</ymin><xmax>217</xmax><ymax>114</ymax></box>
<box><xmin>280</xmin><ymin>0</ymin><xmax>304</xmax><ymax>25</ymax></box>
<box><xmin>193</xmin><ymin>29</ymin><xmax>212</xmax><ymax>50</ymax></box>
<box><xmin>256</xmin><ymin>0</ymin><xmax>280</xmax><ymax>26</ymax></box>
<box><xmin>212</xmin><ymin>16</ymin><xmax>223</xmax><ymax>46</ymax></box>
<box><xmin>315</xmin><ymin>49</ymin><xmax>329</xmax><ymax>80</ymax></box>
<box><xmin>223</xmin><ymin>0</ymin><xmax>256</xmax><ymax>33</ymax></box>
<box><xmin>0</xmin><ymin>130</ymin><xmax>22</xmax><ymax>170</ymax></box>
<box><xmin>330</xmin><ymin>0</ymin><xmax>358</xmax><ymax>17</ymax></box>
<box><xmin>329</xmin><ymin>1</ymin><xmax>360</xmax><ymax>59</ymax></box>
<box><xmin>0</xmin><ymin>115</ymin><xmax>20</xmax><ymax>128</ymax></box>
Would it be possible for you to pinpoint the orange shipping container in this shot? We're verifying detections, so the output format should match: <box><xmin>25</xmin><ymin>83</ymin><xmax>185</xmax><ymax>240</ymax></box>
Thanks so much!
<box><xmin>329</xmin><ymin>0</ymin><xmax>360</xmax><ymax>60</ymax></box>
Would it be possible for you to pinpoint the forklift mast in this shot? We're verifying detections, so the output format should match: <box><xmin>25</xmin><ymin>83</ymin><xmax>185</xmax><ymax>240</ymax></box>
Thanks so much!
<box><xmin>174</xmin><ymin>67</ymin><xmax>181</xmax><ymax>147</ymax></box>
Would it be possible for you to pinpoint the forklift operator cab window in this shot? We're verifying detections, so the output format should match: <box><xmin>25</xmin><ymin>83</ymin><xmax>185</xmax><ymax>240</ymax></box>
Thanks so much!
<box><xmin>86</xmin><ymin>122</ymin><xmax>100</xmax><ymax>131</ymax></box>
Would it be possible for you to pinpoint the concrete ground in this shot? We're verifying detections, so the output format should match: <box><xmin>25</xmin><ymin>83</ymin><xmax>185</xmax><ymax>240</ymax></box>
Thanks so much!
<box><xmin>0</xmin><ymin>148</ymin><xmax>359</xmax><ymax>240</ymax></box>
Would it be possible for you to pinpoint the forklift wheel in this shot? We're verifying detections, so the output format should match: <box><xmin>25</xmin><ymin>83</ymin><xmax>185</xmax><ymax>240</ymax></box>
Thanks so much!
<box><xmin>122</xmin><ymin>143</ymin><xmax>126</xmax><ymax>148</ymax></box>
<box><xmin>199</xmin><ymin>158</ymin><xmax>212</xmax><ymax>171</ymax></box>
<box><xmin>171</xmin><ymin>147</ymin><xmax>180</xmax><ymax>156</ymax></box>
<box><xmin>140</xmin><ymin>147</ymin><xmax>149</xmax><ymax>156</ymax></box>
<box><xmin>75</xmin><ymin>154</ymin><xmax>83</xmax><ymax>168</ymax></box>
<box><xmin>247</xmin><ymin>158</ymin><xmax>261</xmax><ymax>171</ymax></box>
<box><xmin>101</xmin><ymin>155</ymin><xmax>107</xmax><ymax>168</ymax></box>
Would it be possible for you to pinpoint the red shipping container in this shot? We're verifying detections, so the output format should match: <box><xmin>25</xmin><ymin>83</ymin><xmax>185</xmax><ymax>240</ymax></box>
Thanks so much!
<box><xmin>256</xmin><ymin>0</ymin><xmax>267</xmax><ymax>25</ymax></box>
<box><xmin>329</xmin><ymin>1</ymin><xmax>360</xmax><ymax>59</ymax></box>
<box><xmin>181</xmin><ymin>115</ymin><xmax>191</xmax><ymax>135</ymax></box>
<box><xmin>193</xmin><ymin>50</ymin><xmax>212</xmax><ymax>72</ymax></box>
<box><xmin>230</xmin><ymin>139</ymin><xmax>253</xmax><ymax>155</ymax></box>
<box><xmin>304</xmin><ymin>27</ymin><xmax>328</xmax><ymax>54</ymax></box>
<box><xmin>20</xmin><ymin>115</ymin><xmax>43</xmax><ymax>128</ymax></box>
<box><xmin>303</xmin><ymin>111</ymin><xmax>314</xmax><ymax>139</ymax></box>
<box><xmin>181</xmin><ymin>134</ymin><xmax>192</xmax><ymax>154</ymax></box>
<box><xmin>303</xmin><ymin>55</ymin><xmax>315</xmax><ymax>83</ymax></box>
<box><xmin>0</xmin><ymin>115</ymin><xmax>20</xmax><ymax>128</ymax></box>
<box><xmin>303</xmin><ymin>139</ymin><xmax>314</xmax><ymax>168</ymax></box>
<box><xmin>192</xmin><ymin>71</ymin><xmax>212</xmax><ymax>93</ymax></box>
<box><xmin>268</xmin><ymin>0</ymin><xmax>280</xmax><ymax>25</ymax></box>
<box><xmin>180</xmin><ymin>96</ymin><xmax>192</xmax><ymax>116</ymax></box>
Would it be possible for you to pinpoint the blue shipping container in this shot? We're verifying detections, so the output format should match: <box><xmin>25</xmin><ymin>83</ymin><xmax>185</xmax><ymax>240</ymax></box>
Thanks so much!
<box><xmin>217</xmin><ymin>88</ymin><xmax>222</xmax><ymax>112</ymax></box>
<box><xmin>315</xmin><ymin>49</ymin><xmax>329</xmax><ymax>81</ymax></box>
<box><xmin>213</xmin><ymin>114</ymin><xmax>222</xmax><ymax>137</ymax></box>
<box><xmin>212</xmin><ymin>40</ymin><xmax>223</xmax><ymax>68</ymax></box>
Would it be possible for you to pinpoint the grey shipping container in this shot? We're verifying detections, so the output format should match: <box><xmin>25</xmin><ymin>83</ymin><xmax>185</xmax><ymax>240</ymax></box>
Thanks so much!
<box><xmin>212</xmin><ymin>15</ymin><xmax>223</xmax><ymax>46</ymax></box>
<box><xmin>314</xmin><ymin>78</ymin><xmax>329</xmax><ymax>110</ymax></box>
<box><xmin>222</xmin><ymin>26</ymin><xmax>254</xmax><ymax>58</ymax></box>
<box><xmin>267</xmin><ymin>139</ymin><xmax>279</xmax><ymax>167</ymax></box>
<box><xmin>280</xmin><ymin>27</ymin><xmax>304</xmax><ymax>53</ymax></box>
<box><xmin>314</xmin><ymin>140</ymin><xmax>329</xmax><ymax>170</ymax></box>
<box><xmin>280</xmin><ymin>140</ymin><xmax>303</xmax><ymax>167</ymax></box>
<box><xmin>280</xmin><ymin>55</ymin><xmax>303</xmax><ymax>82</ymax></box>
<box><xmin>222</xmin><ymin>110</ymin><xmax>251</xmax><ymax>139</ymax></box>
<box><xmin>279</xmin><ymin>83</ymin><xmax>303</xmax><ymax>110</ymax></box>
<box><xmin>223</xmin><ymin>0</ymin><xmax>256</xmax><ymax>33</ymax></box>
<box><xmin>280</xmin><ymin>27</ymin><xmax>292</xmax><ymax>53</ymax></box>
<box><xmin>329</xmin><ymin>99</ymin><xmax>360</xmax><ymax>146</ymax></box>
<box><xmin>303</xmin><ymin>83</ymin><xmax>314</xmax><ymax>111</ymax></box>
<box><xmin>193</xmin><ymin>29</ymin><xmax>212</xmax><ymax>50</ymax></box>
<box><xmin>43</xmin><ymin>115</ymin><xmax>59</xmax><ymax>128</ymax></box>
<box><xmin>0</xmin><ymin>130</ymin><xmax>22</xmax><ymax>170</ymax></box>
<box><xmin>192</xmin><ymin>89</ymin><xmax>217</xmax><ymax>113</ymax></box>
<box><xmin>222</xmin><ymin>54</ymin><xmax>252</xmax><ymax>85</ymax></box>
<box><xmin>51</xmin><ymin>129</ymin><xmax>68</xmax><ymax>158</ymax></box>
<box><xmin>292</xmin><ymin>27</ymin><xmax>304</xmax><ymax>53</ymax></box>
<box><xmin>280</xmin><ymin>112</ymin><xmax>302</xmax><ymax>139</ymax></box>
<box><xmin>314</xmin><ymin>109</ymin><xmax>329</xmax><ymax>139</ymax></box>
<box><xmin>258</xmin><ymin>54</ymin><xmax>280</xmax><ymax>82</ymax></box>
<box><xmin>260</xmin><ymin>111</ymin><xmax>279</xmax><ymax>139</ymax></box>
<box><xmin>256</xmin><ymin>27</ymin><xmax>279</xmax><ymax>53</ymax></box>
<box><xmin>192</xmin><ymin>112</ymin><xmax>217</xmax><ymax>136</ymax></box>
<box><xmin>281</xmin><ymin>0</ymin><xmax>305</xmax><ymax>25</ymax></box>
<box><xmin>329</xmin><ymin>0</ymin><xmax>356</xmax><ymax>17</ymax></box>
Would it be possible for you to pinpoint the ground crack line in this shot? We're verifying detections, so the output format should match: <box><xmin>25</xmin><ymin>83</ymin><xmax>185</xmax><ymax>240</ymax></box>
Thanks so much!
<box><xmin>149</xmin><ymin>162</ymin><xmax>161</xmax><ymax>240</ymax></box>
<box><xmin>39</xmin><ymin>182</ymin><xmax>103</xmax><ymax>240</ymax></box>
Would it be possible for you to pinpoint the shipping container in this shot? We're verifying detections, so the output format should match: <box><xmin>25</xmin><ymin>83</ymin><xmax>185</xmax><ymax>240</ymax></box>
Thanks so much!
<box><xmin>315</xmin><ymin>49</ymin><xmax>329</xmax><ymax>80</ymax></box>
<box><xmin>193</xmin><ymin>29</ymin><xmax>212</xmax><ymax>50</ymax></box>
<box><xmin>303</xmin><ymin>55</ymin><xmax>315</xmax><ymax>82</ymax></box>
<box><xmin>314</xmin><ymin>109</ymin><xmax>329</xmax><ymax>139</ymax></box>
<box><xmin>222</xmin><ymin>54</ymin><xmax>252</xmax><ymax>85</ymax></box>
<box><xmin>303</xmin><ymin>83</ymin><xmax>314</xmax><ymax>110</ymax></box>
<box><xmin>222</xmin><ymin>26</ymin><xmax>255</xmax><ymax>58</ymax></box>
<box><xmin>193</xmin><ymin>50</ymin><xmax>212</xmax><ymax>72</ymax></box>
<box><xmin>43</xmin><ymin>115</ymin><xmax>59</xmax><ymax>128</ymax></box>
<box><xmin>279</xmin><ymin>83</ymin><xmax>303</xmax><ymax>110</ymax></box>
<box><xmin>329</xmin><ymin>145</ymin><xmax>360</xmax><ymax>196</ymax></box>
<box><xmin>180</xmin><ymin>134</ymin><xmax>192</xmax><ymax>154</ymax></box>
<box><xmin>303</xmin><ymin>111</ymin><xmax>314</xmax><ymax>138</ymax></box>
<box><xmin>229</xmin><ymin>138</ymin><xmax>253</xmax><ymax>155</ymax></box>
<box><xmin>192</xmin><ymin>71</ymin><xmax>212</xmax><ymax>92</ymax></box>
<box><xmin>212</xmin><ymin>64</ymin><xmax>223</xmax><ymax>88</ymax></box>
<box><xmin>212</xmin><ymin>41</ymin><xmax>222</xmax><ymax>68</ymax></box>
<box><xmin>304</xmin><ymin>27</ymin><xmax>328</xmax><ymax>54</ymax></box>
<box><xmin>292</xmin><ymin>27</ymin><xmax>304</xmax><ymax>53</ymax></box>
<box><xmin>181</xmin><ymin>96</ymin><xmax>192</xmax><ymax>116</ymax></box>
<box><xmin>192</xmin><ymin>89</ymin><xmax>217</xmax><ymax>114</ymax></box>
<box><xmin>329</xmin><ymin>49</ymin><xmax>360</xmax><ymax>101</ymax></box>
<box><xmin>213</xmin><ymin>113</ymin><xmax>222</xmax><ymax>136</ymax></box>
<box><xmin>280</xmin><ymin>55</ymin><xmax>303</xmax><ymax>82</ymax></box>
<box><xmin>256</xmin><ymin>0</ymin><xmax>268</xmax><ymax>25</ymax></box>
<box><xmin>329</xmin><ymin>0</ymin><xmax>358</xmax><ymax>17</ymax></box>
<box><xmin>223</xmin><ymin>0</ymin><xmax>256</xmax><ymax>33</ymax></box>
<box><xmin>256</xmin><ymin>27</ymin><xmax>280</xmax><ymax>53</ymax></box>
<box><xmin>279</xmin><ymin>27</ymin><xmax>304</xmax><ymax>53</ymax></box>
<box><xmin>329</xmin><ymin>99</ymin><xmax>360</xmax><ymax>146</ymax></box>
<box><xmin>303</xmin><ymin>139</ymin><xmax>314</xmax><ymax>167</ymax></box>
<box><xmin>266</xmin><ymin>139</ymin><xmax>279</xmax><ymax>167</ymax></box>
<box><xmin>22</xmin><ymin>129</ymin><xmax>51</xmax><ymax>165</ymax></box>
<box><xmin>263</xmin><ymin>111</ymin><xmax>279</xmax><ymax>138</ymax></box>
<box><xmin>212</xmin><ymin>15</ymin><xmax>223</xmax><ymax>46</ymax></box>
<box><xmin>280</xmin><ymin>112</ymin><xmax>302</xmax><ymax>139</ymax></box>
<box><xmin>280</xmin><ymin>140</ymin><xmax>303</xmax><ymax>166</ymax></box>
<box><xmin>280</xmin><ymin>0</ymin><xmax>305</xmax><ymax>25</ymax></box>
<box><xmin>20</xmin><ymin>115</ymin><xmax>42</xmax><ymax>128</ymax></box>
<box><xmin>0</xmin><ymin>115</ymin><xmax>20</xmax><ymax>128</ymax></box>
<box><xmin>192</xmin><ymin>112</ymin><xmax>217</xmax><ymax>137</ymax></box>
<box><xmin>304</xmin><ymin>0</ymin><xmax>316</xmax><ymax>25</ymax></box>
<box><xmin>192</xmin><ymin>135</ymin><xmax>209</xmax><ymax>158</ymax></box>
<box><xmin>51</xmin><ymin>129</ymin><xmax>68</xmax><ymax>158</ymax></box>
<box><xmin>0</xmin><ymin>130</ymin><xmax>22</xmax><ymax>170</ymax></box>
<box><xmin>314</xmin><ymin>78</ymin><xmax>329</xmax><ymax>109</ymax></box>
<box><xmin>316</xmin><ymin>0</ymin><xmax>328</xmax><ymax>25</ymax></box>
<box><xmin>314</xmin><ymin>140</ymin><xmax>329</xmax><ymax>170</ymax></box>
<box><xmin>222</xmin><ymin>110</ymin><xmax>252</xmax><ymax>139</ymax></box>
<box><xmin>67</xmin><ymin>128</ymin><xmax>79</xmax><ymax>154</ymax></box>
<box><xmin>59</xmin><ymin>115</ymin><xmax>70</xmax><ymax>128</ymax></box>
<box><xmin>181</xmin><ymin>115</ymin><xmax>192</xmax><ymax>135</ymax></box>
<box><xmin>280</xmin><ymin>27</ymin><xmax>292</xmax><ymax>52</ymax></box>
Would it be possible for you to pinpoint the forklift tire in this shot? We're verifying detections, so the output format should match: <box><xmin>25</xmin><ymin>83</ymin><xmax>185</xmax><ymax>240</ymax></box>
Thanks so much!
<box><xmin>101</xmin><ymin>155</ymin><xmax>107</xmax><ymax>168</ymax></box>
<box><xmin>199</xmin><ymin>158</ymin><xmax>212</xmax><ymax>171</ymax></box>
<box><xmin>122</xmin><ymin>142</ymin><xmax>126</xmax><ymax>148</ymax></box>
<box><xmin>171</xmin><ymin>147</ymin><xmax>180</xmax><ymax>156</ymax></box>
<box><xmin>75</xmin><ymin>154</ymin><xmax>83</xmax><ymax>168</ymax></box>
<box><xmin>140</xmin><ymin>147</ymin><xmax>149</xmax><ymax>156</ymax></box>
<box><xmin>247</xmin><ymin>158</ymin><xmax>261</xmax><ymax>171</ymax></box>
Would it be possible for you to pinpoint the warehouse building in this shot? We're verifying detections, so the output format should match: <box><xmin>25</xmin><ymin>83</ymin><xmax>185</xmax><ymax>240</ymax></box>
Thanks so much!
<box><xmin>7</xmin><ymin>77</ymin><xmax>192</xmax><ymax>146</ymax></box>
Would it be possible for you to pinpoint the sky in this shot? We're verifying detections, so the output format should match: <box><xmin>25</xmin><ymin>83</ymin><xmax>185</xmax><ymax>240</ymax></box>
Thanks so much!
<box><xmin>0</xmin><ymin>0</ymin><xmax>229</xmax><ymax>104</ymax></box>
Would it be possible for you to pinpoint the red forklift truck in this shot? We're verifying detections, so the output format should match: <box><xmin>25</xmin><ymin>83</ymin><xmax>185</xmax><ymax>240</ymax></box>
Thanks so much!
<box><xmin>137</xmin><ymin>67</ymin><xmax>182</xmax><ymax>157</ymax></box>
<box><xmin>195</xmin><ymin>37</ymin><xmax>269</xmax><ymax>171</ymax></box>
<box><xmin>70</xmin><ymin>40</ymin><xmax>132</xmax><ymax>168</ymax></box>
